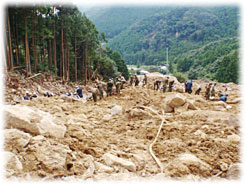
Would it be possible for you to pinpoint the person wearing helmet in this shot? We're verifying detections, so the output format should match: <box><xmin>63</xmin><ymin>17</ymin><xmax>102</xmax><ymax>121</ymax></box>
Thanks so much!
<box><xmin>107</xmin><ymin>79</ymin><xmax>113</xmax><ymax>96</ymax></box>
<box><xmin>96</xmin><ymin>81</ymin><xmax>104</xmax><ymax>100</ymax></box>
<box><xmin>184</xmin><ymin>80</ymin><xmax>188</xmax><ymax>92</ymax></box>
<box><xmin>23</xmin><ymin>91</ymin><xmax>30</xmax><ymax>100</ymax></box>
<box><xmin>76</xmin><ymin>86</ymin><xmax>83</xmax><ymax>98</ymax></box>
<box><xmin>30</xmin><ymin>92</ymin><xmax>38</xmax><ymax>100</ymax></box>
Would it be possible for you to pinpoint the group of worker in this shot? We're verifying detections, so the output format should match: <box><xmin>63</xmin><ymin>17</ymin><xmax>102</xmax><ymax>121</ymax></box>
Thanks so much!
<box><xmin>22</xmin><ymin>73</ymin><xmax>229</xmax><ymax>103</ymax></box>
<box><xmin>153</xmin><ymin>76</ymin><xmax>175</xmax><ymax>93</ymax></box>
<box><xmin>183</xmin><ymin>81</ymin><xmax>228</xmax><ymax>102</ymax></box>
<box><xmin>129</xmin><ymin>74</ymin><xmax>140</xmax><ymax>87</ymax></box>
<box><xmin>90</xmin><ymin>75</ymin><xmax>127</xmax><ymax>102</ymax></box>
<box><xmin>152</xmin><ymin>77</ymin><xmax>228</xmax><ymax>102</ymax></box>
<box><xmin>204</xmin><ymin>82</ymin><xmax>228</xmax><ymax>102</ymax></box>
<box><xmin>23</xmin><ymin>91</ymin><xmax>54</xmax><ymax>100</ymax></box>
<box><xmin>23</xmin><ymin>91</ymin><xmax>38</xmax><ymax>100</ymax></box>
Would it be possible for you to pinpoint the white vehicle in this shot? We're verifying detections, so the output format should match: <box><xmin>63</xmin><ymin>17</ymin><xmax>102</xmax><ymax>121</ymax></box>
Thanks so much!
<box><xmin>137</xmin><ymin>70</ymin><xmax>149</xmax><ymax>75</ymax></box>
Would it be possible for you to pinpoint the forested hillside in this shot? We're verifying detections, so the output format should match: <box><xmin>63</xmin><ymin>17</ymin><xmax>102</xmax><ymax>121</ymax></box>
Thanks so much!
<box><xmin>85</xmin><ymin>6</ymin><xmax>170</xmax><ymax>39</ymax></box>
<box><xmin>87</xmin><ymin>6</ymin><xmax>240</xmax><ymax>83</ymax></box>
<box><xmin>5</xmin><ymin>5</ymin><xmax>129</xmax><ymax>83</ymax></box>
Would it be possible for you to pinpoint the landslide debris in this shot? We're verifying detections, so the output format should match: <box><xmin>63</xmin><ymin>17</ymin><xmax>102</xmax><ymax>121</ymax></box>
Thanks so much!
<box><xmin>3</xmin><ymin>72</ymin><xmax>241</xmax><ymax>181</ymax></box>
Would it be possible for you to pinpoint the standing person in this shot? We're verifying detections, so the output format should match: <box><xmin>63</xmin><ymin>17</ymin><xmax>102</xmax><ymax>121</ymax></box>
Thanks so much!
<box><xmin>97</xmin><ymin>81</ymin><xmax>104</xmax><ymax>100</ymax></box>
<box><xmin>154</xmin><ymin>80</ymin><xmax>161</xmax><ymax>90</ymax></box>
<box><xmin>129</xmin><ymin>74</ymin><xmax>134</xmax><ymax>86</ymax></box>
<box><xmin>107</xmin><ymin>79</ymin><xmax>113</xmax><ymax>97</ymax></box>
<box><xmin>211</xmin><ymin>83</ymin><xmax>217</xmax><ymax>97</ymax></box>
<box><xmin>91</xmin><ymin>87</ymin><xmax>98</xmax><ymax>102</ymax></box>
<box><xmin>143</xmin><ymin>74</ymin><xmax>147</xmax><ymax>87</ymax></box>
<box><xmin>168</xmin><ymin>80</ymin><xmax>174</xmax><ymax>92</ymax></box>
<box><xmin>205</xmin><ymin>83</ymin><xmax>212</xmax><ymax>100</ymax></box>
<box><xmin>120</xmin><ymin>75</ymin><xmax>126</xmax><ymax>89</ymax></box>
<box><xmin>162</xmin><ymin>77</ymin><xmax>169</xmax><ymax>93</ymax></box>
<box><xmin>186</xmin><ymin>80</ymin><xmax>193</xmax><ymax>94</ymax></box>
<box><xmin>115</xmin><ymin>77</ymin><xmax>121</xmax><ymax>94</ymax></box>
<box><xmin>134</xmin><ymin>75</ymin><xmax>139</xmax><ymax>86</ymax></box>
<box><xmin>184</xmin><ymin>80</ymin><xmax>188</xmax><ymax>92</ymax></box>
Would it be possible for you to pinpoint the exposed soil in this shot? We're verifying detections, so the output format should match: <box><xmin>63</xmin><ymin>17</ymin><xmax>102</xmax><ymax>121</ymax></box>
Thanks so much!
<box><xmin>3</xmin><ymin>72</ymin><xmax>241</xmax><ymax>181</ymax></box>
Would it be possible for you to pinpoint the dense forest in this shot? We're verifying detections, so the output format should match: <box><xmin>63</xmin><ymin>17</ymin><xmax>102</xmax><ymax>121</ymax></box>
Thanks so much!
<box><xmin>87</xmin><ymin>6</ymin><xmax>240</xmax><ymax>83</ymax></box>
<box><xmin>85</xmin><ymin>6</ymin><xmax>169</xmax><ymax>39</ymax></box>
<box><xmin>4</xmin><ymin>5</ymin><xmax>129</xmax><ymax>83</ymax></box>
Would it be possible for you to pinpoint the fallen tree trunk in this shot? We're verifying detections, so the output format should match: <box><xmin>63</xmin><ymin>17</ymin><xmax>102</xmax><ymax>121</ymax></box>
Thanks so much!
<box><xmin>27</xmin><ymin>73</ymin><xmax>42</xmax><ymax>80</ymax></box>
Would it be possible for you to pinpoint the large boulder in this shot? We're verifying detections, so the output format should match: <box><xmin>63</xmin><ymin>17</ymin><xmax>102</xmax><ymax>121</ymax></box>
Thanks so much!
<box><xmin>163</xmin><ymin>94</ymin><xmax>187</xmax><ymax>113</ymax></box>
<box><xmin>168</xmin><ymin>94</ymin><xmax>186</xmax><ymax>108</ymax></box>
<box><xmin>145</xmin><ymin>73</ymin><xmax>181</xmax><ymax>85</ymax></box>
<box><xmin>28</xmin><ymin>135</ymin><xmax>70</xmax><ymax>173</ymax></box>
<box><xmin>4</xmin><ymin>105</ymin><xmax>66</xmax><ymax>138</ymax></box>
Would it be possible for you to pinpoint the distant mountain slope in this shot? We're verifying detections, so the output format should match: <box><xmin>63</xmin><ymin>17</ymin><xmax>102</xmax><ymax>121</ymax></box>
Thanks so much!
<box><xmin>85</xmin><ymin>6</ymin><xmax>172</xmax><ymax>39</ymax></box>
<box><xmin>85</xmin><ymin>6</ymin><xmax>240</xmax><ymax>82</ymax></box>
<box><xmin>175</xmin><ymin>37</ymin><xmax>239</xmax><ymax>80</ymax></box>
<box><xmin>107</xmin><ymin>7</ymin><xmax>239</xmax><ymax>64</ymax></box>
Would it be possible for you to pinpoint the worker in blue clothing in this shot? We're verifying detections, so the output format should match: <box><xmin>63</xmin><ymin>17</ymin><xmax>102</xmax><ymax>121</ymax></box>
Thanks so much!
<box><xmin>76</xmin><ymin>86</ymin><xmax>83</xmax><ymax>98</ymax></box>
<box><xmin>186</xmin><ymin>80</ymin><xmax>193</xmax><ymax>94</ymax></box>
<box><xmin>219</xmin><ymin>93</ymin><xmax>228</xmax><ymax>102</ymax></box>
<box><xmin>23</xmin><ymin>91</ymin><xmax>30</xmax><ymax>100</ymax></box>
